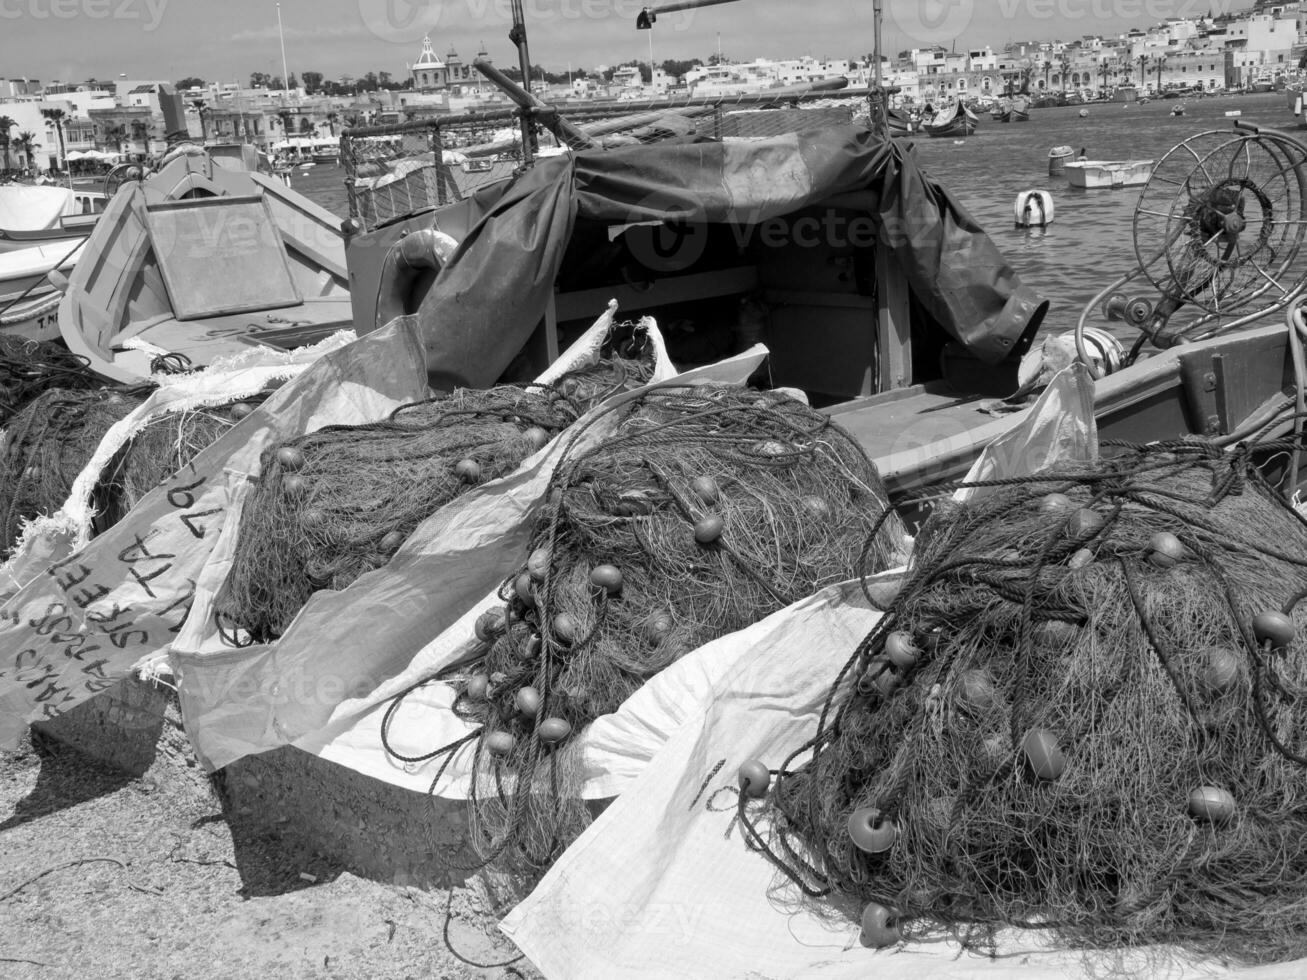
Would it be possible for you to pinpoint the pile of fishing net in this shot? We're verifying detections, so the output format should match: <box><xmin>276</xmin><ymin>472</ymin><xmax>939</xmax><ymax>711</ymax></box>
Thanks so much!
<box><xmin>0</xmin><ymin>335</ymin><xmax>107</xmax><ymax>428</ymax></box>
<box><xmin>398</xmin><ymin>384</ymin><xmax>904</xmax><ymax>870</ymax></box>
<box><xmin>0</xmin><ymin>385</ymin><xmax>248</xmax><ymax>553</ymax></box>
<box><xmin>754</xmin><ymin>442</ymin><xmax>1307</xmax><ymax>965</ymax></box>
<box><xmin>214</xmin><ymin>349</ymin><xmax>657</xmax><ymax>645</ymax></box>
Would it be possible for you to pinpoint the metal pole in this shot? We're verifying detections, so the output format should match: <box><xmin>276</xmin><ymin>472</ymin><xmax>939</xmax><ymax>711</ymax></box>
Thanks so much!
<box><xmin>276</xmin><ymin>1</ymin><xmax>291</xmax><ymax>99</ymax></box>
<box><xmin>509</xmin><ymin>0</ymin><xmax>536</xmax><ymax>163</ymax></box>
<box><xmin>872</xmin><ymin>0</ymin><xmax>886</xmax><ymax>137</ymax></box>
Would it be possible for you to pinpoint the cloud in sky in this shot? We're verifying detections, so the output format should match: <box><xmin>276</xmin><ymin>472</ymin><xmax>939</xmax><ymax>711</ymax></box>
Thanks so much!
<box><xmin>2</xmin><ymin>0</ymin><xmax>1252</xmax><ymax>84</ymax></box>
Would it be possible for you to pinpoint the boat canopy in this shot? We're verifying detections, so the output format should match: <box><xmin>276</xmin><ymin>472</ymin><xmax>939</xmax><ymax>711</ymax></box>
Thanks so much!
<box><xmin>393</xmin><ymin>124</ymin><xmax>1048</xmax><ymax>389</ymax></box>
<box><xmin>0</xmin><ymin>185</ymin><xmax>80</xmax><ymax>233</ymax></box>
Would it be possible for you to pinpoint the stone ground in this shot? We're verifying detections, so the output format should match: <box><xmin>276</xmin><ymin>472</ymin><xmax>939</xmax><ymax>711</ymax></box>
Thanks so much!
<box><xmin>0</xmin><ymin>720</ymin><xmax>540</xmax><ymax>980</ymax></box>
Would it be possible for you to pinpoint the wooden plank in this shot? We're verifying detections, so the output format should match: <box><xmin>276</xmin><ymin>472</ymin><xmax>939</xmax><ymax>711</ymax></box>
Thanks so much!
<box><xmin>876</xmin><ymin>246</ymin><xmax>912</xmax><ymax>392</ymax></box>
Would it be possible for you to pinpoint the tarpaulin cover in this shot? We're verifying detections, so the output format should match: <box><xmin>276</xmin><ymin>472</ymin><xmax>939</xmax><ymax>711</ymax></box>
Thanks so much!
<box><xmin>0</xmin><ymin>319</ymin><xmax>430</xmax><ymax>748</ymax></box>
<box><xmin>495</xmin><ymin>367</ymin><xmax>1261</xmax><ymax>980</ymax></box>
<box><xmin>173</xmin><ymin>334</ymin><xmax>760</xmax><ymax>772</ymax></box>
<box><xmin>0</xmin><ymin>184</ymin><xmax>77</xmax><ymax>233</ymax></box>
<box><xmin>393</xmin><ymin>126</ymin><xmax>1047</xmax><ymax>389</ymax></box>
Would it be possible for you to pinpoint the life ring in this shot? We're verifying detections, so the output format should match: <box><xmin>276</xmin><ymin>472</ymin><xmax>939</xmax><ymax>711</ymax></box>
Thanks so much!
<box><xmin>1014</xmin><ymin>189</ymin><xmax>1054</xmax><ymax>227</ymax></box>
<box><xmin>374</xmin><ymin>228</ymin><xmax>460</xmax><ymax>328</ymax></box>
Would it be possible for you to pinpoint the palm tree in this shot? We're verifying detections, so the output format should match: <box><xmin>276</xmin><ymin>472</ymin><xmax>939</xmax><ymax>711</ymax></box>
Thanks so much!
<box><xmin>1155</xmin><ymin>53</ymin><xmax>1167</xmax><ymax>94</ymax></box>
<box><xmin>1139</xmin><ymin>53</ymin><xmax>1148</xmax><ymax>88</ymax></box>
<box><xmin>1058</xmin><ymin>53</ymin><xmax>1072</xmax><ymax>96</ymax></box>
<box><xmin>40</xmin><ymin>107</ymin><xmax>67</xmax><ymax>170</ymax></box>
<box><xmin>101</xmin><ymin>122</ymin><xmax>127</xmax><ymax>154</ymax></box>
<box><xmin>1042</xmin><ymin>59</ymin><xmax>1052</xmax><ymax>91</ymax></box>
<box><xmin>325</xmin><ymin>111</ymin><xmax>339</xmax><ymax>136</ymax></box>
<box><xmin>0</xmin><ymin>115</ymin><xmax>14</xmax><ymax>172</ymax></box>
<box><xmin>15</xmin><ymin>131</ymin><xmax>39</xmax><ymax>170</ymax></box>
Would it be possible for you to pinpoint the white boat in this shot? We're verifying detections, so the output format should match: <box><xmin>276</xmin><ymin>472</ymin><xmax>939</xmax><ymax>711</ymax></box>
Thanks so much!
<box><xmin>1064</xmin><ymin>159</ymin><xmax>1154</xmax><ymax>189</ymax></box>
<box><xmin>0</xmin><ymin>237</ymin><xmax>87</xmax><ymax>341</ymax></box>
<box><xmin>0</xmin><ymin>184</ymin><xmax>106</xmax><ymax>252</ymax></box>
<box><xmin>57</xmin><ymin>143</ymin><xmax>350</xmax><ymax>382</ymax></box>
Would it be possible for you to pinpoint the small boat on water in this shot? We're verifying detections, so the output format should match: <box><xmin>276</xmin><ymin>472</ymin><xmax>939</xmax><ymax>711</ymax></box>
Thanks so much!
<box><xmin>0</xmin><ymin>183</ymin><xmax>106</xmax><ymax>253</ymax></box>
<box><xmin>921</xmin><ymin>101</ymin><xmax>978</xmax><ymax>137</ymax></box>
<box><xmin>1064</xmin><ymin>158</ymin><xmax>1154</xmax><ymax>189</ymax></box>
<box><xmin>1171</xmin><ymin>104</ymin><xmax>1186</xmax><ymax>116</ymax></box>
<box><xmin>886</xmin><ymin>106</ymin><xmax>915</xmax><ymax>136</ymax></box>
<box><xmin>56</xmin><ymin>142</ymin><xmax>350</xmax><ymax>381</ymax></box>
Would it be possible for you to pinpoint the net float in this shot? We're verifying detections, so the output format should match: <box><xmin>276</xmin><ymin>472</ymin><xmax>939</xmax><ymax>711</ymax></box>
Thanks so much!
<box><xmin>553</xmin><ymin>611</ymin><xmax>579</xmax><ymax>644</ymax></box>
<box><xmin>455</xmin><ymin>458</ymin><xmax>481</xmax><ymax>483</ymax></box>
<box><xmin>527</xmin><ymin>546</ymin><xmax>550</xmax><ymax>582</ymax></box>
<box><xmin>645</xmin><ymin>610</ymin><xmax>674</xmax><ymax>644</ymax></box>
<box><xmin>873</xmin><ymin>667</ymin><xmax>899</xmax><ymax>698</ymax></box>
<box><xmin>590</xmin><ymin>564</ymin><xmax>624</xmax><ymax>595</ymax></box>
<box><xmin>523</xmin><ymin>426</ymin><xmax>550</xmax><ymax>450</ymax></box>
<box><xmin>485</xmin><ymin>731</ymin><xmax>516</xmax><ymax>757</ymax></box>
<box><xmin>1039</xmin><ymin>492</ymin><xmax>1073</xmax><ymax>514</ymax></box>
<box><xmin>465</xmin><ymin>674</ymin><xmax>490</xmax><ymax>701</ymax></box>
<box><xmin>1188</xmin><ymin>785</ymin><xmax>1236</xmax><ymax>825</ymax></box>
<box><xmin>515</xmin><ymin>686</ymin><xmax>542</xmax><ymax>717</ymax></box>
<box><xmin>282</xmin><ymin>474</ymin><xmax>307</xmax><ymax>498</ymax></box>
<box><xmin>737</xmin><ymin>759</ymin><xmax>771</xmax><ymax>798</ymax></box>
<box><xmin>538</xmin><ymin>717</ymin><xmax>572</xmax><ymax>744</ymax></box>
<box><xmin>474</xmin><ymin>608</ymin><xmax>506</xmax><ymax>642</ymax></box>
<box><xmin>300</xmin><ymin>507</ymin><xmax>328</xmax><ymax>529</ymax></box>
<box><xmin>276</xmin><ymin>446</ymin><xmax>305</xmax><ymax>471</ymax></box>
<box><xmin>753</xmin><ymin>439</ymin><xmax>791</xmax><ymax>457</ymax></box>
<box><xmin>230</xmin><ymin>401</ymin><xmax>254</xmax><ymax>421</ymax></box>
<box><xmin>859</xmin><ymin>902</ymin><xmax>901</xmax><ymax>948</ymax></box>
<box><xmin>800</xmin><ymin>495</ymin><xmax>831</xmax><ymax>520</ymax></box>
<box><xmin>1034</xmin><ymin>619</ymin><xmax>1078</xmax><ymax>651</ymax></box>
<box><xmin>1068</xmin><ymin>548</ymin><xmax>1095</xmax><ymax>569</ymax></box>
<box><xmin>691</xmin><ymin>475</ymin><xmax>720</xmax><ymax>504</ymax></box>
<box><xmin>1252</xmin><ymin>610</ymin><xmax>1295</xmax><ymax>650</ymax></box>
<box><xmin>885</xmin><ymin>631</ymin><xmax>919</xmax><ymax>670</ymax></box>
<box><xmin>694</xmin><ymin>515</ymin><xmax>724</xmax><ymax>544</ymax></box>
<box><xmin>379</xmin><ymin>530</ymin><xmax>405</xmax><ymax>553</ymax></box>
<box><xmin>514</xmin><ymin>572</ymin><xmax>535</xmax><ymax>607</ymax></box>
<box><xmin>1147</xmin><ymin>531</ymin><xmax>1185</xmax><ymax>568</ymax></box>
<box><xmin>847</xmin><ymin>807</ymin><xmax>896</xmax><ymax>853</ymax></box>
<box><xmin>1067</xmin><ymin>508</ymin><xmax>1105</xmax><ymax>539</ymax></box>
<box><xmin>1022</xmin><ymin>728</ymin><xmax>1066</xmax><ymax>781</ymax></box>
<box><xmin>957</xmin><ymin>669</ymin><xmax>996</xmax><ymax>713</ymax></box>
<box><xmin>1201</xmin><ymin>647</ymin><xmax>1239</xmax><ymax>695</ymax></box>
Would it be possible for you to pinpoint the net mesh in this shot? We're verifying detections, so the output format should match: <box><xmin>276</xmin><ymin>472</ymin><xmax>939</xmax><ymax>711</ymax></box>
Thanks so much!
<box><xmin>748</xmin><ymin>439</ymin><xmax>1307</xmax><ymax>966</ymax></box>
<box><xmin>341</xmin><ymin>89</ymin><xmax>878</xmax><ymax>231</ymax></box>
<box><xmin>214</xmin><ymin>345</ymin><xmax>657</xmax><ymax>645</ymax></box>
<box><xmin>382</xmin><ymin>383</ymin><xmax>905</xmax><ymax>872</ymax></box>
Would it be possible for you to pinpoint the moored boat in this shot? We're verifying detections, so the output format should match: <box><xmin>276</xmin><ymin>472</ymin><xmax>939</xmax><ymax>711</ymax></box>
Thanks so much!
<box><xmin>1064</xmin><ymin>158</ymin><xmax>1154</xmax><ymax>189</ymax></box>
<box><xmin>921</xmin><ymin>101</ymin><xmax>977</xmax><ymax>137</ymax></box>
<box><xmin>56</xmin><ymin>142</ymin><xmax>350</xmax><ymax>382</ymax></box>
<box><xmin>0</xmin><ymin>237</ymin><xmax>87</xmax><ymax>341</ymax></box>
<box><xmin>0</xmin><ymin>184</ymin><xmax>105</xmax><ymax>253</ymax></box>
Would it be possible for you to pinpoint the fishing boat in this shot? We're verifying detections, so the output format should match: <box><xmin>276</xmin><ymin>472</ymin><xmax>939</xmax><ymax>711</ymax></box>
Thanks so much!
<box><xmin>886</xmin><ymin>106</ymin><xmax>914</xmax><ymax>136</ymax></box>
<box><xmin>921</xmin><ymin>101</ymin><xmax>977</xmax><ymax>137</ymax></box>
<box><xmin>1064</xmin><ymin>158</ymin><xmax>1154</xmax><ymax>189</ymax></box>
<box><xmin>0</xmin><ymin>183</ymin><xmax>105</xmax><ymax>253</ymax></box>
<box><xmin>340</xmin><ymin>90</ymin><xmax>1307</xmax><ymax>499</ymax></box>
<box><xmin>0</xmin><ymin>237</ymin><xmax>87</xmax><ymax>341</ymax></box>
<box><xmin>997</xmin><ymin>96</ymin><xmax>1030</xmax><ymax>122</ymax></box>
<box><xmin>55</xmin><ymin>142</ymin><xmax>350</xmax><ymax>382</ymax></box>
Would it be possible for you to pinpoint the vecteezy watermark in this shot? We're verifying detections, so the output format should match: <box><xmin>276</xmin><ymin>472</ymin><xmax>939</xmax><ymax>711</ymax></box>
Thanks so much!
<box><xmin>885</xmin><ymin>0</ymin><xmax>975</xmax><ymax>47</ymax></box>
<box><xmin>886</xmin><ymin>0</ymin><xmax>1242</xmax><ymax>44</ymax></box>
<box><xmin>357</xmin><ymin>0</ymin><xmax>694</xmax><ymax>45</ymax></box>
<box><xmin>0</xmin><ymin>0</ymin><xmax>169</xmax><ymax>31</ymax></box>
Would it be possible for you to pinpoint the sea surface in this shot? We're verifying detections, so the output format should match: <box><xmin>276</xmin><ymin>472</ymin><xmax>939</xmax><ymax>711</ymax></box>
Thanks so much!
<box><xmin>294</xmin><ymin>91</ymin><xmax>1301</xmax><ymax>341</ymax></box>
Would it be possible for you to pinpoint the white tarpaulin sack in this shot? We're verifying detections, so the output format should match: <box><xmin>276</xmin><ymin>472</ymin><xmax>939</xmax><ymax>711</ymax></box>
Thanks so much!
<box><xmin>173</xmin><ymin>335</ymin><xmax>761</xmax><ymax>773</ymax></box>
<box><xmin>0</xmin><ymin>318</ymin><xmax>430</xmax><ymax>748</ymax></box>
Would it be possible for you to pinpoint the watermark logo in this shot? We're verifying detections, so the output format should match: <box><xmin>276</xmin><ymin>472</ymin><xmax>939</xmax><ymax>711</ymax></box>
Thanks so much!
<box><xmin>356</xmin><ymin>0</ymin><xmax>442</xmax><ymax>45</ymax></box>
<box><xmin>886</xmin><ymin>0</ymin><xmax>974</xmax><ymax>46</ymax></box>
<box><xmin>0</xmin><ymin>0</ymin><xmax>169</xmax><ymax>31</ymax></box>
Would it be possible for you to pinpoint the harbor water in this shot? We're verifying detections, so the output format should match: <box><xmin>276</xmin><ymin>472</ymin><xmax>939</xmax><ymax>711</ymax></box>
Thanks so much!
<box><xmin>295</xmin><ymin>92</ymin><xmax>1299</xmax><ymax>342</ymax></box>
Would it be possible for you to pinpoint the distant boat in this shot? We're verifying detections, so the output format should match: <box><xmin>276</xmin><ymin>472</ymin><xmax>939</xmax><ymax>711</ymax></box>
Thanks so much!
<box><xmin>0</xmin><ymin>184</ymin><xmax>106</xmax><ymax>253</ymax></box>
<box><xmin>886</xmin><ymin>107</ymin><xmax>914</xmax><ymax>137</ymax></box>
<box><xmin>1009</xmin><ymin>97</ymin><xmax>1030</xmax><ymax>122</ymax></box>
<box><xmin>1064</xmin><ymin>159</ymin><xmax>1154</xmax><ymax>189</ymax></box>
<box><xmin>922</xmin><ymin>101</ymin><xmax>977</xmax><ymax>138</ymax></box>
<box><xmin>1171</xmin><ymin>104</ymin><xmax>1185</xmax><ymax>116</ymax></box>
<box><xmin>1251</xmin><ymin>80</ymin><xmax>1275</xmax><ymax>94</ymax></box>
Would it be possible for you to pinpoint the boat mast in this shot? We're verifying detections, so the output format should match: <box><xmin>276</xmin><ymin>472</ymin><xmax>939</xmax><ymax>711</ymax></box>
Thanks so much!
<box><xmin>872</xmin><ymin>0</ymin><xmax>886</xmax><ymax>136</ymax></box>
<box><xmin>276</xmin><ymin>1</ymin><xmax>291</xmax><ymax>101</ymax></box>
<box><xmin>508</xmin><ymin>0</ymin><xmax>537</xmax><ymax>163</ymax></box>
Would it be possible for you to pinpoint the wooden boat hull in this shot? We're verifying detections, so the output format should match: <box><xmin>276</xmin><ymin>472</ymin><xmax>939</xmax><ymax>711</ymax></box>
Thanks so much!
<box><xmin>58</xmin><ymin>150</ymin><xmax>350</xmax><ymax>382</ymax></box>
<box><xmin>923</xmin><ymin>103</ymin><xmax>977</xmax><ymax>137</ymax></box>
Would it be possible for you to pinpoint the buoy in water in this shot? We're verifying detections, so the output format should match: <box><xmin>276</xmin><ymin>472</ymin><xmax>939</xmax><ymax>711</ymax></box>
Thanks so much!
<box><xmin>1078</xmin><ymin>108</ymin><xmax>1089</xmax><ymax>117</ymax></box>
<box><xmin>1014</xmin><ymin>189</ymin><xmax>1054</xmax><ymax>227</ymax></box>
<box><xmin>1048</xmin><ymin>145</ymin><xmax>1073</xmax><ymax>176</ymax></box>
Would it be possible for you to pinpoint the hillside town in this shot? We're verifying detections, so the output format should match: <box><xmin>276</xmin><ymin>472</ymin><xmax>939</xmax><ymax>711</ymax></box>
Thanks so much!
<box><xmin>1</xmin><ymin>0</ymin><xmax>1305</xmax><ymax>172</ymax></box>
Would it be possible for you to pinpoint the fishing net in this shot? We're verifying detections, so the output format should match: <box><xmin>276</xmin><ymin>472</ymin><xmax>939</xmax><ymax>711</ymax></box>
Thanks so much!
<box><xmin>752</xmin><ymin>441</ymin><xmax>1307</xmax><ymax>966</ymax></box>
<box><xmin>0</xmin><ymin>387</ymin><xmax>146</xmax><ymax>553</ymax></box>
<box><xmin>0</xmin><ymin>335</ymin><xmax>107</xmax><ymax>428</ymax></box>
<box><xmin>214</xmin><ymin>351</ymin><xmax>656</xmax><ymax>645</ymax></box>
<box><xmin>399</xmin><ymin>384</ymin><xmax>905</xmax><ymax>871</ymax></box>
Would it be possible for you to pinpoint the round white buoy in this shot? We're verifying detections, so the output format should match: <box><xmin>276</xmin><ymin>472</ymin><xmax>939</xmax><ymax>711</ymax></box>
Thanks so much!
<box><xmin>1014</xmin><ymin>189</ymin><xmax>1055</xmax><ymax>227</ymax></box>
<box><xmin>1078</xmin><ymin>108</ymin><xmax>1089</xmax><ymax>118</ymax></box>
<box><xmin>1048</xmin><ymin>144</ymin><xmax>1073</xmax><ymax>176</ymax></box>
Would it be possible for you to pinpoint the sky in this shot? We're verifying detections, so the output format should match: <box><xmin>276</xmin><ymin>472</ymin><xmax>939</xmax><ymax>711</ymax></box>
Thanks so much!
<box><xmin>0</xmin><ymin>0</ymin><xmax>1251</xmax><ymax>86</ymax></box>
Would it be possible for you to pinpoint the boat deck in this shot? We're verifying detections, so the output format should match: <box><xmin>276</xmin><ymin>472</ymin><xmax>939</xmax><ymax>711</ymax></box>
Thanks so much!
<box><xmin>115</xmin><ymin>295</ymin><xmax>353</xmax><ymax>372</ymax></box>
